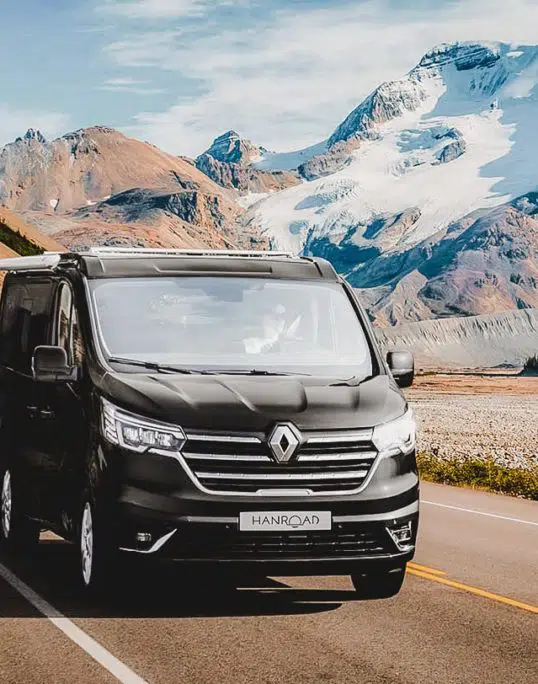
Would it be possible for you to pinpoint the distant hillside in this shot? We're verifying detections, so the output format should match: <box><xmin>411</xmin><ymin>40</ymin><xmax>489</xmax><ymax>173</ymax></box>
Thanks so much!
<box><xmin>0</xmin><ymin>241</ymin><xmax>18</xmax><ymax>289</ymax></box>
<box><xmin>376</xmin><ymin>308</ymin><xmax>538</xmax><ymax>370</ymax></box>
<box><xmin>0</xmin><ymin>206</ymin><xmax>65</xmax><ymax>254</ymax></box>
<box><xmin>0</xmin><ymin>243</ymin><xmax>18</xmax><ymax>258</ymax></box>
<box><xmin>0</xmin><ymin>127</ymin><xmax>266</xmax><ymax>251</ymax></box>
<box><xmin>354</xmin><ymin>197</ymin><xmax>538</xmax><ymax>325</ymax></box>
<box><xmin>0</xmin><ymin>206</ymin><xmax>65</xmax><ymax>288</ymax></box>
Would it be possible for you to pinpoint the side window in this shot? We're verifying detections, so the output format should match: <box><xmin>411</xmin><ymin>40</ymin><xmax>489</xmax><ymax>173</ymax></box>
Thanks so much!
<box><xmin>0</xmin><ymin>279</ymin><xmax>54</xmax><ymax>373</ymax></box>
<box><xmin>71</xmin><ymin>306</ymin><xmax>84</xmax><ymax>366</ymax></box>
<box><xmin>0</xmin><ymin>282</ymin><xmax>23</xmax><ymax>368</ymax></box>
<box><xmin>57</xmin><ymin>283</ymin><xmax>72</xmax><ymax>357</ymax></box>
<box><xmin>55</xmin><ymin>282</ymin><xmax>84</xmax><ymax>366</ymax></box>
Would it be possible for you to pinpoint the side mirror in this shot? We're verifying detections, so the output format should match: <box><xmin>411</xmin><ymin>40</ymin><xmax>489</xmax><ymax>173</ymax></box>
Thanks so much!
<box><xmin>32</xmin><ymin>345</ymin><xmax>78</xmax><ymax>383</ymax></box>
<box><xmin>386</xmin><ymin>350</ymin><xmax>414</xmax><ymax>388</ymax></box>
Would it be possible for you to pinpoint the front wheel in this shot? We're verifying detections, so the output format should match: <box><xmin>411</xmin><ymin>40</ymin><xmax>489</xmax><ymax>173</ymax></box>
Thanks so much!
<box><xmin>77</xmin><ymin>496</ymin><xmax>118</xmax><ymax>597</ymax></box>
<box><xmin>350</xmin><ymin>565</ymin><xmax>406</xmax><ymax>600</ymax></box>
<box><xmin>0</xmin><ymin>467</ymin><xmax>40</xmax><ymax>552</ymax></box>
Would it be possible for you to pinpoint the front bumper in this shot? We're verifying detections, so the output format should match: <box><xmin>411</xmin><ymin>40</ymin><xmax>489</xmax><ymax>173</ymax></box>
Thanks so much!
<box><xmin>115</xmin><ymin>500</ymin><xmax>418</xmax><ymax>574</ymax></box>
<box><xmin>105</xmin><ymin>440</ymin><xmax>419</xmax><ymax>574</ymax></box>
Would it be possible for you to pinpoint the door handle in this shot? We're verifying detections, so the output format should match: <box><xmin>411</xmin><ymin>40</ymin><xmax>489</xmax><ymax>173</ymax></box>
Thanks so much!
<box><xmin>39</xmin><ymin>409</ymin><xmax>55</xmax><ymax>420</ymax></box>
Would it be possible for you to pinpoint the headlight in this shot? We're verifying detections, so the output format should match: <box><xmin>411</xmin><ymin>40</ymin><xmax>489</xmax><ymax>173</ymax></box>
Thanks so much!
<box><xmin>101</xmin><ymin>398</ymin><xmax>185</xmax><ymax>454</ymax></box>
<box><xmin>372</xmin><ymin>408</ymin><xmax>416</xmax><ymax>456</ymax></box>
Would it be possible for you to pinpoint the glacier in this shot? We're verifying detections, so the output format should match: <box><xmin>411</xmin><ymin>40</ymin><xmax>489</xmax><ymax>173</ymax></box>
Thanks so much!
<box><xmin>242</xmin><ymin>41</ymin><xmax>538</xmax><ymax>258</ymax></box>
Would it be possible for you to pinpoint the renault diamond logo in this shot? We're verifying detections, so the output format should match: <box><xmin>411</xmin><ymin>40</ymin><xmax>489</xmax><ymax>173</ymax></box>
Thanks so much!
<box><xmin>268</xmin><ymin>423</ymin><xmax>301</xmax><ymax>463</ymax></box>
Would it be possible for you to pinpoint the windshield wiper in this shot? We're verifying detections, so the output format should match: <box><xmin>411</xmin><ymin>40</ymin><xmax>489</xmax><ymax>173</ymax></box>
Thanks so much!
<box><xmin>107</xmin><ymin>357</ymin><xmax>215</xmax><ymax>375</ymax></box>
<box><xmin>108</xmin><ymin>358</ymin><xmax>311</xmax><ymax>377</ymax></box>
<box><xmin>329</xmin><ymin>374</ymin><xmax>373</xmax><ymax>386</ymax></box>
<box><xmin>212</xmin><ymin>369</ymin><xmax>311</xmax><ymax>376</ymax></box>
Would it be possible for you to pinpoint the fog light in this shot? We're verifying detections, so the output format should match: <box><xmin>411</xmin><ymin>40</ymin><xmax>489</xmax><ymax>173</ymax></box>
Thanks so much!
<box><xmin>136</xmin><ymin>532</ymin><xmax>152</xmax><ymax>543</ymax></box>
<box><xmin>386</xmin><ymin>521</ymin><xmax>414</xmax><ymax>551</ymax></box>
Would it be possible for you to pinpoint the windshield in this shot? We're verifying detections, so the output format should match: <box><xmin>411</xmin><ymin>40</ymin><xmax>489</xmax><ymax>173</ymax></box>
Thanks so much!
<box><xmin>88</xmin><ymin>276</ymin><xmax>374</xmax><ymax>378</ymax></box>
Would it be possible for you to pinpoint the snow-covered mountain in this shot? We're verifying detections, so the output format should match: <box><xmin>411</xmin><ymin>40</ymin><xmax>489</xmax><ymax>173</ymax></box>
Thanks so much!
<box><xmin>2</xmin><ymin>40</ymin><xmax>537</xmax><ymax>327</ymax></box>
<box><xmin>195</xmin><ymin>130</ymin><xmax>300</xmax><ymax>196</ymax></box>
<box><xmin>237</xmin><ymin>41</ymin><xmax>538</xmax><ymax>322</ymax></box>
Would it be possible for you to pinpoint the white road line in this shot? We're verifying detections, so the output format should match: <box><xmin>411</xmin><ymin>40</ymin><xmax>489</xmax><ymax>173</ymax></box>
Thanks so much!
<box><xmin>0</xmin><ymin>562</ymin><xmax>148</xmax><ymax>684</ymax></box>
<box><xmin>421</xmin><ymin>500</ymin><xmax>538</xmax><ymax>527</ymax></box>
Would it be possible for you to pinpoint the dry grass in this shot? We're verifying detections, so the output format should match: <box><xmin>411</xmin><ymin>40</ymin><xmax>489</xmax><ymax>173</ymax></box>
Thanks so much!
<box><xmin>417</xmin><ymin>451</ymin><xmax>538</xmax><ymax>500</ymax></box>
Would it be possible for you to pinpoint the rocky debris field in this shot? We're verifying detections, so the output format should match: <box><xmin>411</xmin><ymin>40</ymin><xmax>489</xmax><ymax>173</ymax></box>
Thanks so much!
<box><xmin>407</xmin><ymin>375</ymin><xmax>538</xmax><ymax>470</ymax></box>
<box><xmin>376</xmin><ymin>308</ymin><xmax>538</xmax><ymax>371</ymax></box>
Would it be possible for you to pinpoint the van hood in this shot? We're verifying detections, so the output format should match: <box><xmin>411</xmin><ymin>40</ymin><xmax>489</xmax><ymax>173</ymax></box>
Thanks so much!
<box><xmin>97</xmin><ymin>372</ymin><xmax>407</xmax><ymax>432</ymax></box>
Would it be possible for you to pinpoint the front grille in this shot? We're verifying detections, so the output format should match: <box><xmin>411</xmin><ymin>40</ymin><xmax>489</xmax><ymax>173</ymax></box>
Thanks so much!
<box><xmin>172</xmin><ymin>527</ymin><xmax>393</xmax><ymax>559</ymax></box>
<box><xmin>181</xmin><ymin>429</ymin><xmax>378</xmax><ymax>495</ymax></box>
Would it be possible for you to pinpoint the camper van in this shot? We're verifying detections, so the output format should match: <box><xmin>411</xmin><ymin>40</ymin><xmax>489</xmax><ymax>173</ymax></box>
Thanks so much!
<box><xmin>0</xmin><ymin>248</ymin><xmax>419</xmax><ymax>598</ymax></box>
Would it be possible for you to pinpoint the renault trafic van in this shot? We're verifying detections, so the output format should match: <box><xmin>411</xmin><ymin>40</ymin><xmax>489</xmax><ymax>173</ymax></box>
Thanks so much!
<box><xmin>0</xmin><ymin>248</ymin><xmax>418</xmax><ymax>598</ymax></box>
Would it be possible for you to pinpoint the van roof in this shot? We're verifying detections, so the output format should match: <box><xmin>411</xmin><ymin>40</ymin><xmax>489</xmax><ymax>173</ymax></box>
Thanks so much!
<box><xmin>0</xmin><ymin>248</ymin><xmax>340</xmax><ymax>281</ymax></box>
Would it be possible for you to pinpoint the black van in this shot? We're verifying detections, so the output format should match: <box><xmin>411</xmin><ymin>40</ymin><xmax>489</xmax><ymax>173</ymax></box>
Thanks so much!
<box><xmin>0</xmin><ymin>248</ymin><xmax>418</xmax><ymax>598</ymax></box>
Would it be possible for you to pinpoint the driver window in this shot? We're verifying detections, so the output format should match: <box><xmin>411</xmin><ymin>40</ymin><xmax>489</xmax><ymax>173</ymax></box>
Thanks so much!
<box><xmin>56</xmin><ymin>283</ymin><xmax>84</xmax><ymax>366</ymax></box>
<box><xmin>57</xmin><ymin>283</ymin><xmax>72</xmax><ymax>359</ymax></box>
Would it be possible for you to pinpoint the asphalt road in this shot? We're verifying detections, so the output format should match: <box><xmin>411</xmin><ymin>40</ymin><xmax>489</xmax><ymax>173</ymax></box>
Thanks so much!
<box><xmin>0</xmin><ymin>482</ymin><xmax>537</xmax><ymax>684</ymax></box>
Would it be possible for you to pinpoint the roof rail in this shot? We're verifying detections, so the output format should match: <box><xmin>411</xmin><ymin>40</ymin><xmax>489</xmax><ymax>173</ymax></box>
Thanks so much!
<box><xmin>0</xmin><ymin>253</ymin><xmax>63</xmax><ymax>271</ymax></box>
<box><xmin>0</xmin><ymin>247</ymin><xmax>303</xmax><ymax>272</ymax></box>
<box><xmin>83</xmin><ymin>247</ymin><xmax>298</xmax><ymax>259</ymax></box>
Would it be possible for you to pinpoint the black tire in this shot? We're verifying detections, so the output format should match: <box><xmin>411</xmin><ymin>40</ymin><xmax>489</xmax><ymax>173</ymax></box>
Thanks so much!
<box><xmin>0</xmin><ymin>467</ymin><xmax>40</xmax><ymax>553</ymax></box>
<box><xmin>76</xmin><ymin>493</ymin><xmax>118</xmax><ymax>597</ymax></box>
<box><xmin>350</xmin><ymin>565</ymin><xmax>406</xmax><ymax>600</ymax></box>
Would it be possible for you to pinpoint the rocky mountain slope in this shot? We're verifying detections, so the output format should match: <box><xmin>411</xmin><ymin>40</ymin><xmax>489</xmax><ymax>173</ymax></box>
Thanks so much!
<box><xmin>352</xmin><ymin>194</ymin><xmax>538</xmax><ymax>325</ymax></box>
<box><xmin>195</xmin><ymin>130</ymin><xmax>300</xmax><ymax>195</ymax></box>
<box><xmin>0</xmin><ymin>206</ymin><xmax>66</xmax><ymax>288</ymax></box>
<box><xmin>0</xmin><ymin>205</ymin><xmax>65</xmax><ymax>253</ymax></box>
<box><xmin>2</xmin><ymin>39</ymin><xmax>537</xmax><ymax>330</ymax></box>
<box><xmin>239</xmin><ymin>41</ymin><xmax>538</xmax><ymax>321</ymax></box>
<box><xmin>0</xmin><ymin>126</ymin><xmax>265</xmax><ymax>250</ymax></box>
<box><xmin>376</xmin><ymin>307</ymin><xmax>538</xmax><ymax>370</ymax></box>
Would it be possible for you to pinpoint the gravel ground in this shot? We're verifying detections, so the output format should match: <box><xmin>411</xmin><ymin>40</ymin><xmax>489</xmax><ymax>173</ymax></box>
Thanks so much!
<box><xmin>408</xmin><ymin>392</ymin><xmax>538</xmax><ymax>470</ymax></box>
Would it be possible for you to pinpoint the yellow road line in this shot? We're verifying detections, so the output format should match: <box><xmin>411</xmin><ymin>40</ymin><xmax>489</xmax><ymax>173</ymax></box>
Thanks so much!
<box><xmin>407</xmin><ymin>562</ymin><xmax>447</xmax><ymax>576</ymax></box>
<box><xmin>407</xmin><ymin>568</ymin><xmax>538</xmax><ymax>614</ymax></box>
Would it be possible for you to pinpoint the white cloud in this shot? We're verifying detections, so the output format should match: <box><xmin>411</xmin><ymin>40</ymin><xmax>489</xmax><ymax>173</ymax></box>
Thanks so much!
<box><xmin>0</xmin><ymin>106</ymin><xmax>69</xmax><ymax>147</ymax></box>
<box><xmin>97</xmin><ymin>0</ymin><xmax>242</xmax><ymax>19</ymax></box>
<box><xmin>99</xmin><ymin>86</ymin><xmax>166</xmax><ymax>94</ymax></box>
<box><xmin>104</xmin><ymin>77</ymin><xmax>147</xmax><ymax>85</ymax></box>
<box><xmin>97</xmin><ymin>76</ymin><xmax>165</xmax><ymax>94</ymax></box>
<box><xmin>104</xmin><ymin>31</ymin><xmax>182</xmax><ymax>67</ymax></box>
<box><xmin>106</xmin><ymin>0</ymin><xmax>538</xmax><ymax>156</ymax></box>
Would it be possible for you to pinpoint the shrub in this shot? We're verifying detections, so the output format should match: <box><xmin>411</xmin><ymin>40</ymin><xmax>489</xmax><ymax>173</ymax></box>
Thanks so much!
<box><xmin>0</xmin><ymin>222</ymin><xmax>43</xmax><ymax>256</ymax></box>
<box><xmin>521</xmin><ymin>355</ymin><xmax>538</xmax><ymax>375</ymax></box>
<box><xmin>417</xmin><ymin>451</ymin><xmax>538</xmax><ymax>500</ymax></box>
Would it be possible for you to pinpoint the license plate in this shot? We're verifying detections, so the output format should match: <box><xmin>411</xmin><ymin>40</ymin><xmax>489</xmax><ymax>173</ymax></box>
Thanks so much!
<box><xmin>239</xmin><ymin>511</ymin><xmax>332</xmax><ymax>532</ymax></box>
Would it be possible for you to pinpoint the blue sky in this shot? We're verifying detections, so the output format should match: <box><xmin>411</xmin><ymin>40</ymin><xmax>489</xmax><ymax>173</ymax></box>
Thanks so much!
<box><xmin>1</xmin><ymin>0</ymin><xmax>537</xmax><ymax>157</ymax></box>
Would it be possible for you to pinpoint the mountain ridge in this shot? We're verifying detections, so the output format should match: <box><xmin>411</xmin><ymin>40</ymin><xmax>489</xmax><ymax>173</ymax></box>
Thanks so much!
<box><xmin>0</xmin><ymin>125</ymin><xmax>266</xmax><ymax>251</ymax></box>
<box><xmin>195</xmin><ymin>130</ymin><xmax>300</xmax><ymax>195</ymax></box>
<box><xmin>376</xmin><ymin>306</ymin><xmax>538</xmax><ymax>369</ymax></box>
<box><xmin>1</xmin><ymin>38</ymin><xmax>537</xmax><ymax>328</ymax></box>
<box><xmin>238</xmin><ymin>39</ymin><xmax>538</xmax><ymax>321</ymax></box>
